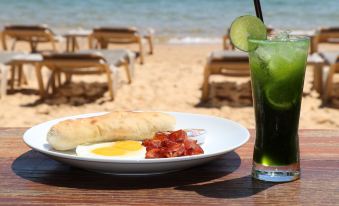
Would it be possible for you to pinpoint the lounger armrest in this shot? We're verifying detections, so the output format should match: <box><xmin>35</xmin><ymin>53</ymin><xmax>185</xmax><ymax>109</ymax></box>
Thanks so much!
<box><xmin>208</xmin><ymin>51</ymin><xmax>248</xmax><ymax>62</ymax></box>
<box><xmin>320</xmin><ymin>52</ymin><xmax>339</xmax><ymax>65</ymax></box>
<box><xmin>222</xmin><ymin>34</ymin><xmax>234</xmax><ymax>50</ymax></box>
<box><xmin>144</xmin><ymin>28</ymin><xmax>155</xmax><ymax>38</ymax></box>
<box><xmin>54</xmin><ymin>35</ymin><xmax>65</xmax><ymax>42</ymax></box>
<box><xmin>307</xmin><ymin>53</ymin><xmax>325</xmax><ymax>64</ymax></box>
<box><xmin>42</xmin><ymin>52</ymin><xmax>104</xmax><ymax>62</ymax></box>
<box><xmin>148</xmin><ymin>28</ymin><xmax>155</xmax><ymax>35</ymax></box>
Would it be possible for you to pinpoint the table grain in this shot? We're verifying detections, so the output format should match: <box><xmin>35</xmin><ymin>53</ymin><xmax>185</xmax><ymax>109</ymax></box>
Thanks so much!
<box><xmin>1</xmin><ymin>128</ymin><xmax>339</xmax><ymax>205</ymax></box>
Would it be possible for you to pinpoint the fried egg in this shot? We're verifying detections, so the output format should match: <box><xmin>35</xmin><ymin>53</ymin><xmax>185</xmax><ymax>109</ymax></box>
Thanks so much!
<box><xmin>76</xmin><ymin>140</ymin><xmax>146</xmax><ymax>159</ymax></box>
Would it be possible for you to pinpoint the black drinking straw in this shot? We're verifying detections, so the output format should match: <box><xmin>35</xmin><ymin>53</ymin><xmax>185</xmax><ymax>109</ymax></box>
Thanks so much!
<box><xmin>253</xmin><ymin>0</ymin><xmax>264</xmax><ymax>22</ymax></box>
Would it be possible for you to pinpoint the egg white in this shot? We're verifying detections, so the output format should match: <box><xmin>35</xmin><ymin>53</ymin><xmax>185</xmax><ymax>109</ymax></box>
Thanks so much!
<box><xmin>76</xmin><ymin>141</ymin><xmax>146</xmax><ymax>160</ymax></box>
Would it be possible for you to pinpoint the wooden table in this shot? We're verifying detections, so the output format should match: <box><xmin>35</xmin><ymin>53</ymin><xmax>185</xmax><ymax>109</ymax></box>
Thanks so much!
<box><xmin>1</xmin><ymin>128</ymin><xmax>339</xmax><ymax>205</ymax></box>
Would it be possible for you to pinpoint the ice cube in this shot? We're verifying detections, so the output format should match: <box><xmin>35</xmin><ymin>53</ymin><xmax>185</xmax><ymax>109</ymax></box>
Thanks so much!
<box><xmin>255</xmin><ymin>44</ymin><xmax>274</xmax><ymax>62</ymax></box>
<box><xmin>270</xmin><ymin>31</ymin><xmax>291</xmax><ymax>41</ymax></box>
<box><xmin>268</xmin><ymin>44</ymin><xmax>305</xmax><ymax>80</ymax></box>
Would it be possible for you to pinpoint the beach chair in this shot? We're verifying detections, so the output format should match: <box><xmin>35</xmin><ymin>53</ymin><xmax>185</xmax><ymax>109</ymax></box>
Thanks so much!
<box><xmin>0</xmin><ymin>52</ymin><xmax>24</xmax><ymax>99</ymax></box>
<box><xmin>1</xmin><ymin>24</ymin><xmax>62</xmax><ymax>53</ymax></box>
<box><xmin>0</xmin><ymin>64</ymin><xmax>9</xmax><ymax>99</ymax></box>
<box><xmin>222</xmin><ymin>28</ymin><xmax>234</xmax><ymax>50</ymax></box>
<box><xmin>36</xmin><ymin>49</ymin><xmax>135</xmax><ymax>100</ymax></box>
<box><xmin>88</xmin><ymin>27</ymin><xmax>154</xmax><ymax>64</ymax></box>
<box><xmin>201</xmin><ymin>51</ymin><xmax>249</xmax><ymax>101</ymax></box>
<box><xmin>311</xmin><ymin>27</ymin><xmax>339</xmax><ymax>53</ymax></box>
<box><xmin>322</xmin><ymin>52</ymin><xmax>339</xmax><ymax>104</ymax></box>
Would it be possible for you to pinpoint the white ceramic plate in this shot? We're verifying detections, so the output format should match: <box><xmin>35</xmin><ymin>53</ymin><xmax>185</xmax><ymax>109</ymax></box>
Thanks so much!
<box><xmin>23</xmin><ymin>112</ymin><xmax>250</xmax><ymax>175</ymax></box>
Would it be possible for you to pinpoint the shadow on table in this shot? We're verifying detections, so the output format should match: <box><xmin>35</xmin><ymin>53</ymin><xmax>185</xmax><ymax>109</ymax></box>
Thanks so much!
<box><xmin>175</xmin><ymin>175</ymin><xmax>277</xmax><ymax>199</ymax></box>
<box><xmin>12</xmin><ymin>150</ymin><xmax>241</xmax><ymax>190</ymax></box>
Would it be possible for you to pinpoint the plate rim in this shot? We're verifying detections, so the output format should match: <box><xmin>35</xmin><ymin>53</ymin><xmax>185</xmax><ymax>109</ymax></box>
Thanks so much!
<box><xmin>23</xmin><ymin>111</ymin><xmax>250</xmax><ymax>164</ymax></box>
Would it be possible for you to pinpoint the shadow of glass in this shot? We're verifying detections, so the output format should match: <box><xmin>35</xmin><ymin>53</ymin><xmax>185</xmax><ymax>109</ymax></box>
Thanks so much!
<box><xmin>12</xmin><ymin>150</ymin><xmax>241</xmax><ymax>190</ymax></box>
<box><xmin>176</xmin><ymin>175</ymin><xmax>278</xmax><ymax>199</ymax></box>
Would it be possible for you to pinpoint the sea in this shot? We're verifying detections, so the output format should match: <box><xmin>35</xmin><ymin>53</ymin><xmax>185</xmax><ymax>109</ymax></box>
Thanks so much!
<box><xmin>0</xmin><ymin>0</ymin><xmax>338</xmax><ymax>43</ymax></box>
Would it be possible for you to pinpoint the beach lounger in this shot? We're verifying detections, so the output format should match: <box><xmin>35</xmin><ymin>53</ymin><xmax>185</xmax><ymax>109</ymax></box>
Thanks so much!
<box><xmin>222</xmin><ymin>29</ymin><xmax>234</xmax><ymax>50</ymax></box>
<box><xmin>201</xmin><ymin>51</ymin><xmax>249</xmax><ymax>101</ymax></box>
<box><xmin>321</xmin><ymin>52</ymin><xmax>339</xmax><ymax>104</ymax></box>
<box><xmin>1</xmin><ymin>24</ymin><xmax>62</xmax><ymax>53</ymax></box>
<box><xmin>88</xmin><ymin>27</ymin><xmax>154</xmax><ymax>64</ymax></box>
<box><xmin>311</xmin><ymin>27</ymin><xmax>339</xmax><ymax>53</ymax></box>
<box><xmin>36</xmin><ymin>49</ymin><xmax>134</xmax><ymax>100</ymax></box>
<box><xmin>0</xmin><ymin>53</ymin><xmax>14</xmax><ymax>99</ymax></box>
<box><xmin>79</xmin><ymin>49</ymin><xmax>135</xmax><ymax>83</ymax></box>
<box><xmin>307</xmin><ymin>52</ymin><xmax>339</xmax><ymax>103</ymax></box>
<box><xmin>0</xmin><ymin>52</ymin><xmax>25</xmax><ymax>99</ymax></box>
<box><xmin>307</xmin><ymin>52</ymin><xmax>326</xmax><ymax>95</ymax></box>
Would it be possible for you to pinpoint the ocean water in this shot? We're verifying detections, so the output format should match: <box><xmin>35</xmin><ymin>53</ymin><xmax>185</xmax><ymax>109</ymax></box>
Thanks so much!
<box><xmin>0</xmin><ymin>0</ymin><xmax>338</xmax><ymax>43</ymax></box>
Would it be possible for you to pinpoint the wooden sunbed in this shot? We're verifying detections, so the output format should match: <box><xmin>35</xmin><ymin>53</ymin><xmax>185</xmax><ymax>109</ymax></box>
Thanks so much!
<box><xmin>1</xmin><ymin>25</ymin><xmax>62</xmax><ymax>53</ymax></box>
<box><xmin>37</xmin><ymin>49</ymin><xmax>135</xmax><ymax>100</ymax></box>
<box><xmin>307</xmin><ymin>51</ymin><xmax>339</xmax><ymax>104</ymax></box>
<box><xmin>0</xmin><ymin>52</ymin><xmax>19</xmax><ymax>98</ymax></box>
<box><xmin>201</xmin><ymin>51</ymin><xmax>249</xmax><ymax>101</ymax></box>
<box><xmin>321</xmin><ymin>52</ymin><xmax>339</xmax><ymax>104</ymax></box>
<box><xmin>311</xmin><ymin>27</ymin><xmax>339</xmax><ymax>53</ymax></box>
<box><xmin>88</xmin><ymin>27</ymin><xmax>154</xmax><ymax>64</ymax></box>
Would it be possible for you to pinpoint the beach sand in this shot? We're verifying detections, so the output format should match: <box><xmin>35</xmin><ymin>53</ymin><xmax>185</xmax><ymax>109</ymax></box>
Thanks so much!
<box><xmin>0</xmin><ymin>42</ymin><xmax>338</xmax><ymax>129</ymax></box>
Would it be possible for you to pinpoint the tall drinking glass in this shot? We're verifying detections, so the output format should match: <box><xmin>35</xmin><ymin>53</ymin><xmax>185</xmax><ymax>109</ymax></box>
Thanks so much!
<box><xmin>248</xmin><ymin>37</ymin><xmax>309</xmax><ymax>182</ymax></box>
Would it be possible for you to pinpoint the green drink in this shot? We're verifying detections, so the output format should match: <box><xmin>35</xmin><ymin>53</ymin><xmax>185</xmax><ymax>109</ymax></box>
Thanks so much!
<box><xmin>229</xmin><ymin>15</ymin><xmax>310</xmax><ymax>182</ymax></box>
<box><xmin>249</xmin><ymin>37</ymin><xmax>309</xmax><ymax>182</ymax></box>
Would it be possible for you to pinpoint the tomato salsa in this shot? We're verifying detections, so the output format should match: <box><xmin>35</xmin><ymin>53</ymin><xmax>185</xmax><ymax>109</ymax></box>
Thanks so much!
<box><xmin>142</xmin><ymin>130</ymin><xmax>204</xmax><ymax>158</ymax></box>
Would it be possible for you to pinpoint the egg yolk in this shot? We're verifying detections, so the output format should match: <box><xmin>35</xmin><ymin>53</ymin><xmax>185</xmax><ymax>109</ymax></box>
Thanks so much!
<box><xmin>91</xmin><ymin>141</ymin><xmax>143</xmax><ymax>156</ymax></box>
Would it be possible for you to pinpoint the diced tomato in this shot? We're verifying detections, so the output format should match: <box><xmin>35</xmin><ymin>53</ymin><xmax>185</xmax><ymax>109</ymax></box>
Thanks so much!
<box><xmin>184</xmin><ymin>139</ymin><xmax>204</xmax><ymax>155</ymax></box>
<box><xmin>142</xmin><ymin>130</ymin><xmax>204</xmax><ymax>159</ymax></box>
<box><xmin>164</xmin><ymin>143</ymin><xmax>185</xmax><ymax>158</ymax></box>
<box><xmin>145</xmin><ymin>148</ymin><xmax>164</xmax><ymax>158</ymax></box>
<box><xmin>142</xmin><ymin>139</ymin><xmax>162</xmax><ymax>149</ymax></box>
<box><xmin>154</xmin><ymin>132</ymin><xmax>169</xmax><ymax>141</ymax></box>
<box><xmin>168</xmin><ymin>130</ymin><xmax>187</xmax><ymax>143</ymax></box>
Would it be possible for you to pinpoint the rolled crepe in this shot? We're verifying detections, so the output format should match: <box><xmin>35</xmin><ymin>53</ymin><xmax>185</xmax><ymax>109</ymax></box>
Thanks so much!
<box><xmin>47</xmin><ymin>111</ymin><xmax>176</xmax><ymax>150</ymax></box>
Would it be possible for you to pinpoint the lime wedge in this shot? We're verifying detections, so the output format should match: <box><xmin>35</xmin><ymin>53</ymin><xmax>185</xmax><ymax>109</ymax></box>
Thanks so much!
<box><xmin>230</xmin><ymin>15</ymin><xmax>267</xmax><ymax>52</ymax></box>
<box><xmin>265</xmin><ymin>83</ymin><xmax>297</xmax><ymax>110</ymax></box>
